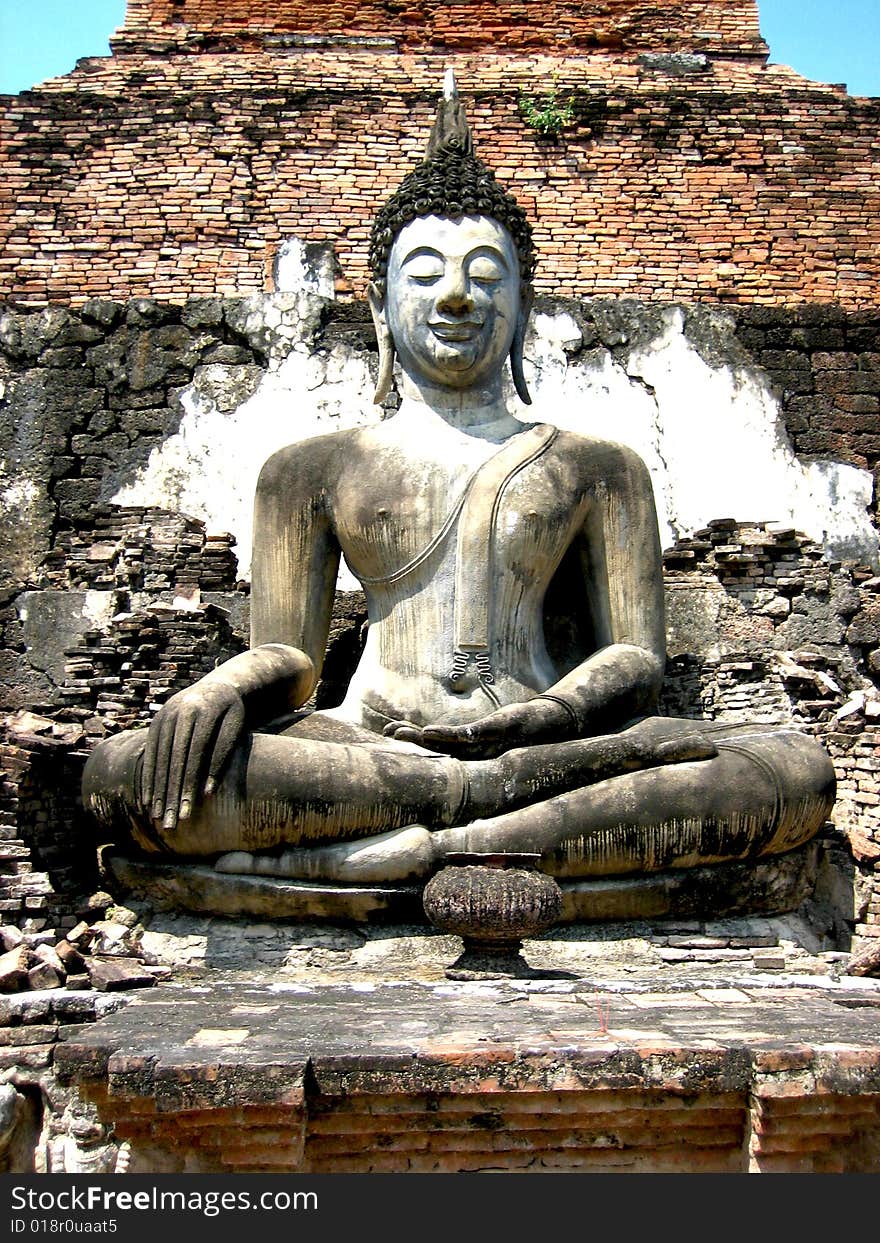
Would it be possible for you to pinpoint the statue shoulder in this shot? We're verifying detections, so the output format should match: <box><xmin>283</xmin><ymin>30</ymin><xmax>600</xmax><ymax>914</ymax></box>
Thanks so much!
<box><xmin>256</xmin><ymin>426</ymin><xmax>366</xmax><ymax>496</ymax></box>
<box><xmin>550</xmin><ymin>428</ymin><xmax>653</xmax><ymax>486</ymax></box>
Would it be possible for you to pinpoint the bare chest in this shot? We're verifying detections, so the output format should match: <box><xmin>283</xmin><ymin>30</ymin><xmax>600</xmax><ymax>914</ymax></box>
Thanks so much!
<box><xmin>332</xmin><ymin>442</ymin><xmax>586</xmax><ymax>590</ymax></box>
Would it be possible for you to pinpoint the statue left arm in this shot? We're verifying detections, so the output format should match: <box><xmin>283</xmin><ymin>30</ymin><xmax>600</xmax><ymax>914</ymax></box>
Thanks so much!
<box><xmin>523</xmin><ymin>439</ymin><xmax>668</xmax><ymax>737</ymax></box>
<box><xmin>391</xmin><ymin>443</ymin><xmax>668</xmax><ymax>758</ymax></box>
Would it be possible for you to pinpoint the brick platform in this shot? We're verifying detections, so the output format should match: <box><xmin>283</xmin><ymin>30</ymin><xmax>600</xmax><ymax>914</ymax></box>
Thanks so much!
<box><xmin>55</xmin><ymin>971</ymin><xmax>880</xmax><ymax>1172</ymax></box>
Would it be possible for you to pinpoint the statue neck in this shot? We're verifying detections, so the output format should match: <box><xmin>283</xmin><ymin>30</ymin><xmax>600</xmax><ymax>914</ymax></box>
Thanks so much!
<box><xmin>396</xmin><ymin>372</ymin><xmax>521</xmax><ymax>437</ymax></box>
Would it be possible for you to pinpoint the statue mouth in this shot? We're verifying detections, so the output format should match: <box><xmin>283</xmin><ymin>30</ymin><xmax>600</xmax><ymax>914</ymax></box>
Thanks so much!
<box><xmin>429</xmin><ymin>322</ymin><xmax>483</xmax><ymax>342</ymax></box>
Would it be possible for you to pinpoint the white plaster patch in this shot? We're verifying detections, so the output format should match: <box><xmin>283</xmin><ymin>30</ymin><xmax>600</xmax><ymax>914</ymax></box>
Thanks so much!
<box><xmin>1</xmin><ymin>475</ymin><xmax>40</xmax><ymax>511</ymax></box>
<box><xmin>801</xmin><ymin>461</ymin><xmax>876</xmax><ymax>562</ymax></box>
<box><xmin>524</xmin><ymin>333</ymin><xmax>676</xmax><ymax>545</ymax></box>
<box><xmin>274</xmin><ymin>237</ymin><xmax>336</xmax><ymax>299</ymax></box>
<box><xmin>526</xmin><ymin>308</ymin><xmax>878</xmax><ymax>564</ymax></box>
<box><xmin>83</xmin><ymin>591</ymin><xmax>118</xmax><ymax>630</ymax></box>
<box><xmin>532</xmin><ymin>310</ymin><xmax>582</xmax><ymax>352</ymax></box>
<box><xmin>111</xmin><ymin>303</ymin><xmax>380</xmax><ymax>585</ymax></box>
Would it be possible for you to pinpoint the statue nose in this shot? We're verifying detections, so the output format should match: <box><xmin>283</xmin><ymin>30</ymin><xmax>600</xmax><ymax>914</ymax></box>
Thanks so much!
<box><xmin>435</xmin><ymin>274</ymin><xmax>474</xmax><ymax>316</ymax></box>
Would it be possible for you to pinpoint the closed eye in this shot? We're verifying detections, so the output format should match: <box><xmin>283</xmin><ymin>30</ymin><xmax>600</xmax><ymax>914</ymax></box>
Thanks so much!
<box><xmin>468</xmin><ymin>262</ymin><xmax>505</xmax><ymax>285</ymax></box>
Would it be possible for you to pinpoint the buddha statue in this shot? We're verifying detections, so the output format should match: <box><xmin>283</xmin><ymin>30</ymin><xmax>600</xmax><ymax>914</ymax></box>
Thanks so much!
<box><xmin>83</xmin><ymin>78</ymin><xmax>835</xmax><ymax>892</ymax></box>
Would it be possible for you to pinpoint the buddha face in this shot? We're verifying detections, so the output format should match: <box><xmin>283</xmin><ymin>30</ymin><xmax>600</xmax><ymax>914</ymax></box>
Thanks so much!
<box><xmin>381</xmin><ymin>214</ymin><xmax>521</xmax><ymax>391</ymax></box>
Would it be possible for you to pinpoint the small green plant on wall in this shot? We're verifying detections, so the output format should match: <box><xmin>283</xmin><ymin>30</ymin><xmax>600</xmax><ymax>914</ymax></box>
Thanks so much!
<box><xmin>518</xmin><ymin>88</ymin><xmax>576</xmax><ymax>137</ymax></box>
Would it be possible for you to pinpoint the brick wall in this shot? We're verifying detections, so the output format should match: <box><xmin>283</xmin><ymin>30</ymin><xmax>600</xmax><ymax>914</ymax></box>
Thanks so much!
<box><xmin>113</xmin><ymin>0</ymin><xmax>767</xmax><ymax>56</ymax></box>
<box><xmin>730</xmin><ymin>306</ymin><xmax>880</xmax><ymax>514</ymax></box>
<box><xmin>0</xmin><ymin>730</ymin><xmax>97</xmax><ymax>932</ymax></box>
<box><xmin>660</xmin><ymin>518</ymin><xmax>880</xmax><ymax>946</ymax></box>
<box><xmin>57</xmin><ymin>1027</ymin><xmax>880</xmax><ymax>1174</ymax></box>
<box><xmin>3</xmin><ymin>52</ymin><xmax>878</xmax><ymax>306</ymax></box>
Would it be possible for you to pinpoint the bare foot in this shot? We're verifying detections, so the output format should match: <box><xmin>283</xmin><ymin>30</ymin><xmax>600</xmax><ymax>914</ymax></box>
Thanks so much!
<box><xmin>214</xmin><ymin>825</ymin><xmax>437</xmax><ymax>884</ymax></box>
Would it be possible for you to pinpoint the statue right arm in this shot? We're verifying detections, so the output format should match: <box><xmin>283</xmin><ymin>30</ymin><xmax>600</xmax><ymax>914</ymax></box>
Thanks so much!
<box><xmin>142</xmin><ymin>438</ymin><xmax>342</xmax><ymax>832</ymax></box>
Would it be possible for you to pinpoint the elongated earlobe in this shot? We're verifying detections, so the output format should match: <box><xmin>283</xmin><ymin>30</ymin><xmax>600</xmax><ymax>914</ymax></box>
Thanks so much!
<box><xmin>368</xmin><ymin>281</ymin><xmax>396</xmax><ymax>404</ymax></box>
<box><xmin>510</xmin><ymin>285</ymin><xmax>534</xmax><ymax>406</ymax></box>
<box><xmin>374</xmin><ymin>335</ymin><xmax>395</xmax><ymax>405</ymax></box>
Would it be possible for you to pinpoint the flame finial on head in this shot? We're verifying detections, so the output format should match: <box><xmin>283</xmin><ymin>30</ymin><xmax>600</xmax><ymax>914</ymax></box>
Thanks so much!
<box><xmin>426</xmin><ymin>68</ymin><xmax>474</xmax><ymax>158</ymax></box>
<box><xmin>368</xmin><ymin>73</ymin><xmax>535</xmax><ymax>295</ymax></box>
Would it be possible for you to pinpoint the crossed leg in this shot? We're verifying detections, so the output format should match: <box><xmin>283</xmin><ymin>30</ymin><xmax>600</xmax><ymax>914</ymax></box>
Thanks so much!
<box><xmin>434</xmin><ymin>723</ymin><xmax>835</xmax><ymax>877</ymax></box>
<box><xmin>83</xmin><ymin>716</ymin><xmax>835</xmax><ymax>883</ymax></box>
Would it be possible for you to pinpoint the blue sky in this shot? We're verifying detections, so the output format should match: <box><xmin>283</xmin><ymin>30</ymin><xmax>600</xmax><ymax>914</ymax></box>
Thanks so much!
<box><xmin>0</xmin><ymin>0</ymin><xmax>877</xmax><ymax>96</ymax></box>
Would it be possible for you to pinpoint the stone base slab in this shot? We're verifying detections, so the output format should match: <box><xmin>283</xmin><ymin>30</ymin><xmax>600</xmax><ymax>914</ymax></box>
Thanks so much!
<box><xmin>56</xmin><ymin>973</ymin><xmax>880</xmax><ymax>1173</ymax></box>
<box><xmin>105</xmin><ymin>840</ymin><xmax>817</xmax><ymax>925</ymax></box>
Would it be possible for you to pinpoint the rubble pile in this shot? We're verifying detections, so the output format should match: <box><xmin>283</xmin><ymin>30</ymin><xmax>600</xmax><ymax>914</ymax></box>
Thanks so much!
<box><xmin>0</xmin><ymin>893</ymin><xmax>160</xmax><ymax>996</ymax></box>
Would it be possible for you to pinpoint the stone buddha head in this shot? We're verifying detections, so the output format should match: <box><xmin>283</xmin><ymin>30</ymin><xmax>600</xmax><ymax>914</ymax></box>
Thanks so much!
<box><xmin>368</xmin><ymin>75</ymin><xmax>535</xmax><ymax>405</ymax></box>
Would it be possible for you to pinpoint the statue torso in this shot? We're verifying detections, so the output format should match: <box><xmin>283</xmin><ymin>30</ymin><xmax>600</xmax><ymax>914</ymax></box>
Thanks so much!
<box><xmin>323</xmin><ymin>415</ymin><xmax>600</xmax><ymax>729</ymax></box>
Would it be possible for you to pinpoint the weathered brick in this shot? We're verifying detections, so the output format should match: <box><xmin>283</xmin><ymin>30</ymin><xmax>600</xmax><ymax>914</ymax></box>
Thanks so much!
<box><xmin>0</xmin><ymin>4</ymin><xmax>877</xmax><ymax>308</ymax></box>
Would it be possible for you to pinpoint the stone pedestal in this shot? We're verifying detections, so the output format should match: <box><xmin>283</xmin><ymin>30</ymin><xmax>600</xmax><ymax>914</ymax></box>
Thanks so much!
<box><xmin>104</xmin><ymin>839</ymin><xmax>818</xmax><ymax>925</ymax></box>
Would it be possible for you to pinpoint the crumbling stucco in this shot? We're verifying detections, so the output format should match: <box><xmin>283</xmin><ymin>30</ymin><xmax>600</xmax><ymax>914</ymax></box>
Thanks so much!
<box><xmin>96</xmin><ymin>291</ymin><xmax>880</xmax><ymax>580</ymax></box>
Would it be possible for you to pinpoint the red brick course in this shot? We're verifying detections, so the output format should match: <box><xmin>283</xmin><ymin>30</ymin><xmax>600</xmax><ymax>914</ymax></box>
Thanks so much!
<box><xmin>115</xmin><ymin>0</ymin><xmax>767</xmax><ymax>57</ymax></box>
<box><xmin>65</xmin><ymin>1072</ymin><xmax>880</xmax><ymax>1173</ymax></box>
